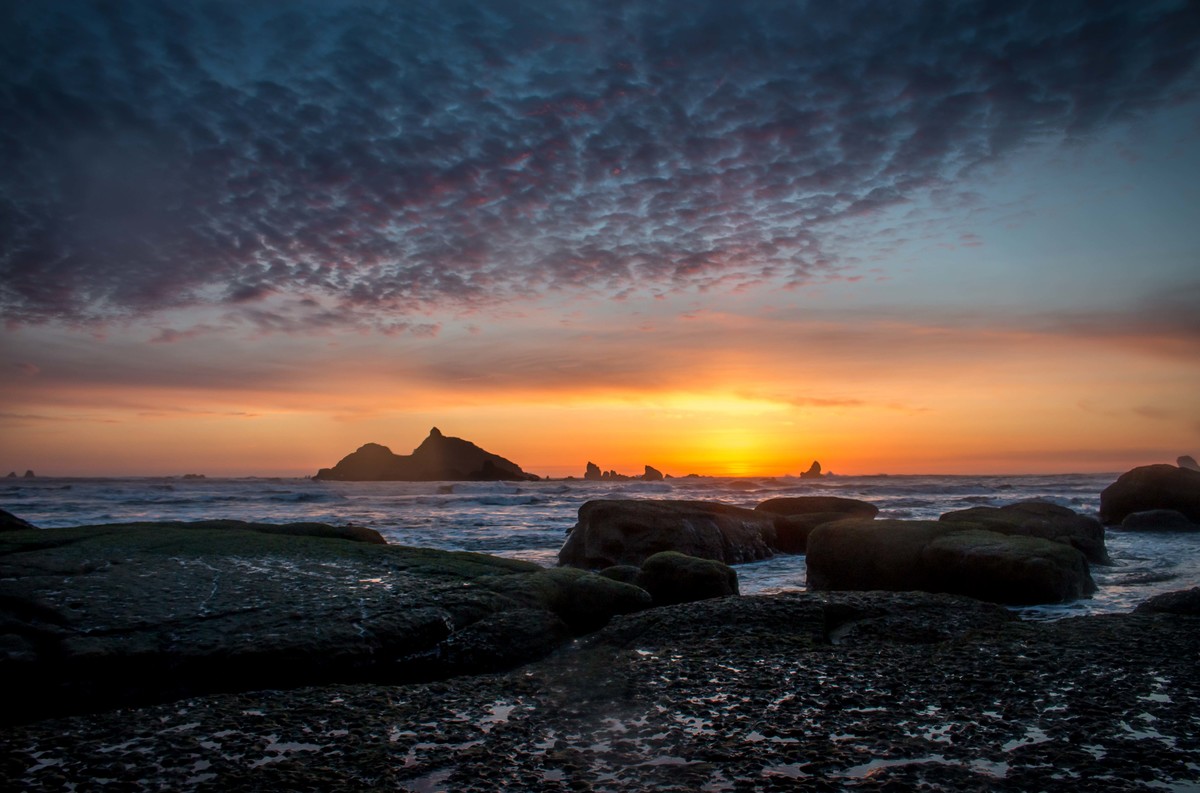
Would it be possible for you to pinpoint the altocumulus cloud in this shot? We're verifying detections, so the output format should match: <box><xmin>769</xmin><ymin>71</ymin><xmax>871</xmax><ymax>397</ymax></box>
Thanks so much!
<box><xmin>2</xmin><ymin>0</ymin><xmax>1198</xmax><ymax>330</ymax></box>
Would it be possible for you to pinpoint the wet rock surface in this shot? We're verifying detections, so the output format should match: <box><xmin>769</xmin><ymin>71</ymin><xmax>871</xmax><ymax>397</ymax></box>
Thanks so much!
<box><xmin>807</xmin><ymin>520</ymin><xmax>1096</xmax><ymax>605</ymax></box>
<box><xmin>3</xmin><ymin>591</ymin><xmax>1197</xmax><ymax>792</ymax></box>
<box><xmin>558</xmin><ymin>499</ymin><xmax>777</xmax><ymax>568</ymax></box>
<box><xmin>0</xmin><ymin>522</ymin><xmax>647</xmax><ymax>723</ymax></box>
<box><xmin>939</xmin><ymin>501</ymin><xmax>1110</xmax><ymax>564</ymax></box>
<box><xmin>1099</xmin><ymin>464</ymin><xmax>1200</xmax><ymax>525</ymax></box>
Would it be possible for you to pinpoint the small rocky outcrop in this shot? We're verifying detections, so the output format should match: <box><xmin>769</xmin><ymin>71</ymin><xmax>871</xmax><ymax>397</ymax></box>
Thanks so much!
<box><xmin>806</xmin><ymin>519</ymin><xmax>1095</xmax><ymax>605</ymax></box>
<box><xmin>1178</xmin><ymin>455</ymin><xmax>1200</xmax><ymax>472</ymax></box>
<box><xmin>315</xmin><ymin>428</ymin><xmax>538</xmax><ymax>482</ymax></box>
<box><xmin>23</xmin><ymin>470</ymin><xmax>35</xmax><ymax>478</ymax></box>
<box><xmin>939</xmin><ymin>501</ymin><xmax>1110</xmax><ymax>564</ymax></box>
<box><xmin>799</xmin><ymin>461</ymin><xmax>822</xmax><ymax>479</ymax></box>
<box><xmin>0</xmin><ymin>509</ymin><xmax>37</xmax><ymax>532</ymax></box>
<box><xmin>755</xmin><ymin>496</ymin><xmax>879</xmax><ymax>554</ymax></box>
<box><xmin>1119</xmin><ymin>510</ymin><xmax>1198</xmax><ymax>532</ymax></box>
<box><xmin>643</xmin><ymin>465</ymin><xmax>665</xmax><ymax>481</ymax></box>
<box><xmin>634</xmin><ymin>551</ymin><xmax>739</xmax><ymax>606</ymax></box>
<box><xmin>558</xmin><ymin>499</ymin><xmax>777</xmax><ymax>569</ymax></box>
<box><xmin>584</xmin><ymin>462</ymin><xmax>603</xmax><ymax>480</ymax></box>
<box><xmin>1099</xmin><ymin>464</ymin><xmax>1200</xmax><ymax>524</ymax></box>
<box><xmin>1134</xmin><ymin>587</ymin><xmax>1200</xmax><ymax>615</ymax></box>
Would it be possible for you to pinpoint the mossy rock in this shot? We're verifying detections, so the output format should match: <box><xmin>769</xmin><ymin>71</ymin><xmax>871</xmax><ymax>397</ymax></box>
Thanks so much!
<box><xmin>806</xmin><ymin>519</ymin><xmax>1095</xmax><ymax>606</ymax></box>
<box><xmin>483</xmin><ymin>567</ymin><xmax>651</xmax><ymax>633</ymax></box>
<box><xmin>634</xmin><ymin>551</ymin><xmax>739</xmax><ymax>606</ymax></box>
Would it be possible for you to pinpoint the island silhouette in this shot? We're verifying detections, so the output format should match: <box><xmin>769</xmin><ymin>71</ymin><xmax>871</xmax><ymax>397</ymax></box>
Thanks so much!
<box><xmin>314</xmin><ymin>427</ymin><xmax>539</xmax><ymax>481</ymax></box>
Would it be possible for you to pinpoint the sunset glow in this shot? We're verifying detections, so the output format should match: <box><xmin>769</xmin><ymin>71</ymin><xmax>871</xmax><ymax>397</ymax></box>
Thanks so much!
<box><xmin>3</xmin><ymin>1</ymin><xmax>1199</xmax><ymax>478</ymax></box>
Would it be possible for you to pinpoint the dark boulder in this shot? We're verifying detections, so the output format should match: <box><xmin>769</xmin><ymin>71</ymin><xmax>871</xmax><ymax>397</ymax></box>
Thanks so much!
<box><xmin>1120</xmin><ymin>510</ymin><xmax>1198</xmax><ymax>532</ymax></box>
<box><xmin>0</xmin><ymin>509</ymin><xmax>37</xmax><ymax>532</ymax></box>
<box><xmin>482</xmin><ymin>566</ymin><xmax>652</xmax><ymax>634</ymax></box>
<box><xmin>1134</xmin><ymin>587</ymin><xmax>1200</xmax><ymax>615</ymax></box>
<box><xmin>1178</xmin><ymin>455</ymin><xmax>1200</xmax><ymax>472</ymax></box>
<box><xmin>806</xmin><ymin>519</ymin><xmax>1095</xmax><ymax>605</ymax></box>
<box><xmin>558</xmin><ymin>499</ymin><xmax>777</xmax><ymax>569</ymax></box>
<box><xmin>597</xmin><ymin>565</ymin><xmax>642</xmax><ymax>586</ymax></box>
<box><xmin>642</xmin><ymin>465</ymin><xmax>665</xmax><ymax>481</ymax></box>
<box><xmin>771</xmin><ymin>513</ymin><xmax>855</xmax><ymax>554</ymax></box>
<box><xmin>800</xmin><ymin>461</ymin><xmax>822</xmax><ymax>478</ymax></box>
<box><xmin>634</xmin><ymin>551</ymin><xmax>738</xmax><ymax>606</ymax></box>
<box><xmin>754</xmin><ymin>497</ymin><xmax>878</xmax><ymax>555</ymax></box>
<box><xmin>756</xmin><ymin>496</ymin><xmax>879</xmax><ymax>519</ymax></box>
<box><xmin>939</xmin><ymin>501</ymin><xmax>1110</xmax><ymax>564</ymax></box>
<box><xmin>1099</xmin><ymin>464</ymin><xmax>1200</xmax><ymax>524</ymax></box>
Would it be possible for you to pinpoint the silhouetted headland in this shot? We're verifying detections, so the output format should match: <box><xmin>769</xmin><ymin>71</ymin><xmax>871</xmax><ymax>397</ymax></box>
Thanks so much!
<box><xmin>314</xmin><ymin>427</ymin><xmax>539</xmax><ymax>481</ymax></box>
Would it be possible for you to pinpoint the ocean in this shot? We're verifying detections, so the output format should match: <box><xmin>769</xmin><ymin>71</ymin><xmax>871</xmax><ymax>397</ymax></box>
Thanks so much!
<box><xmin>5</xmin><ymin>472</ymin><xmax>1197</xmax><ymax>620</ymax></box>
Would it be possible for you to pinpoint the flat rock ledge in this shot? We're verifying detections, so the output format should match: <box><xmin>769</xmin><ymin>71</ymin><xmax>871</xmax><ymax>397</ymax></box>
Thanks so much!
<box><xmin>0</xmin><ymin>521</ymin><xmax>649</xmax><ymax>724</ymax></box>
<box><xmin>2</xmin><ymin>591</ymin><xmax>1197</xmax><ymax>792</ymax></box>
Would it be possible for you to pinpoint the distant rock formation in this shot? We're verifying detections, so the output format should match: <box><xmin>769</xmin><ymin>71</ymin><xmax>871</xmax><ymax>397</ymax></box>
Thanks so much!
<box><xmin>1179</xmin><ymin>455</ymin><xmax>1200</xmax><ymax>472</ymax></box>
<box><xmin>799</xmin><ymin>461</ymin><xmax>822</xmax><ymax>479</ymax></box>
<box><xmin>22</xmin><ymin>470</ymin><xmax>35</xmax><ymax>479</ymax></box>
<box><xmin>5</xmin><ymin>472</ymin><xmax>15</xmax><ymax>478</ymax></box>
<box><xmin>582</xmin><ymin>462</ymin><xmax>666</xmax><ymax>481</ymax></box>
<box><xmin>315</xmin><ymin>428</ymin><xmax>539</xmax><ymax>481</ymax></box>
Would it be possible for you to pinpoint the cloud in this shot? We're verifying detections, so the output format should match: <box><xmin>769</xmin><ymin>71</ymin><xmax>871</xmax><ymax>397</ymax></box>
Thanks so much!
<box><xmin>1</xmin><ymin>0</ymin><xmax>1198</xmax><ymax>329</ymax></box>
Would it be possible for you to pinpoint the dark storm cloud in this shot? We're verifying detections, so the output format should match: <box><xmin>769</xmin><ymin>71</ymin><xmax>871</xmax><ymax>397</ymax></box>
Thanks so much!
<box><xmin>2</xmin><ymin>0</ymin><xmax>1198</xmax><ymax>327</ymax></box>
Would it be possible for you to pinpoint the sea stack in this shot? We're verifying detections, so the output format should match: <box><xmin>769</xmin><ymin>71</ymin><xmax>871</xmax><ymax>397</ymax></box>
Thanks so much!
<box><xmin>315</xmin><ymin>428</ymin><xmax>539</xmax><ymax>481</ymax></box>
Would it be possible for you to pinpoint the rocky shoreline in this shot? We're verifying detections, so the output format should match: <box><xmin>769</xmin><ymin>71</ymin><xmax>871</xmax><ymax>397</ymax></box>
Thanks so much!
<box><xmin>3</xmin><ymin>460</ymin><xmax>1199</xmax><ymax>790</ymax></box>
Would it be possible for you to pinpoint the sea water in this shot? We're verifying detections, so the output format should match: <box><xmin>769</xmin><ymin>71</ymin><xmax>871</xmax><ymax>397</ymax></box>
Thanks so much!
<box><xmin>5</xmin><ymin>473</ymin><xmax>1197</xmax><ymax>619</ymax></box>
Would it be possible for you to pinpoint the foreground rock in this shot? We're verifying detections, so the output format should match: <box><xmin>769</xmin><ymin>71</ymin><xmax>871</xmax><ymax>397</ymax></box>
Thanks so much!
<box><xmin>558</xmin><ymin>499</ymin><xmax>777</xmax><ymax>568</ymax></box>
<box><xmin>1135</xmin><ymin>587</ymin><xmax>1200</xmax><ymax>615</ymax></box>
<box><xmin>806</xmin><ymin>519</ymin><xmax>1095</xmax><ymax>605</ymax></box>
<box><xmin>939</xmin><ymin>501</ymin><xmax>1110</xmax><ymax>564</ymax></box>
<box><xmin>5</xmin><ymin>591</ymin><xmax>1197</xmax><ymax>792</ymax></box>
<box><xmin>1099</xmin><ymin>463</ymin><xmax>1200</xmax><ymax>524</ymax></box>
<box><xmin>633</xmin><ymin>551</ymin><xmax>738</xmax><ymax>605</ymax></box>
<box><xmin>1120</xmin><ymin>509</ymin><xmax>1199</xmax><ymax>532</ymax></box>
<box><xmin>0</xmin><ymin>520</ymin><xmax>647</xmax><ymax>723</ymax></box>
<box><xmin>314</xmin><ymin>427</ymin><xmax>539</xmax><ymax>481</ymax></box>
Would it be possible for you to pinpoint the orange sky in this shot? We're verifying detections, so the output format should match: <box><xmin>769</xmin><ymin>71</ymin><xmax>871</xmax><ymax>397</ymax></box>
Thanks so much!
<box><xmin>4</xmin><ymin>297</ymin><xmax>1197</xmax><ymax>477</ymax></box>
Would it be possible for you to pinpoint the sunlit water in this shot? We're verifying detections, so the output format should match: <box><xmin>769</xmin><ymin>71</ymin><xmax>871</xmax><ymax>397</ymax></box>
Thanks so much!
<box><xmin>5</xmin><ymin>473</ymin><xmax>1197</xmax><ymax>619</ymax></box>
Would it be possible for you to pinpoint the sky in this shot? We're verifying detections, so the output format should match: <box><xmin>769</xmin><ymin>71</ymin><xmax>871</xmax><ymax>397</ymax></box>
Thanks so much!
<box><xmin>2</xmin><ymin>0</ymin><xmax>1199</xmax><ymax>478</ymax></box>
